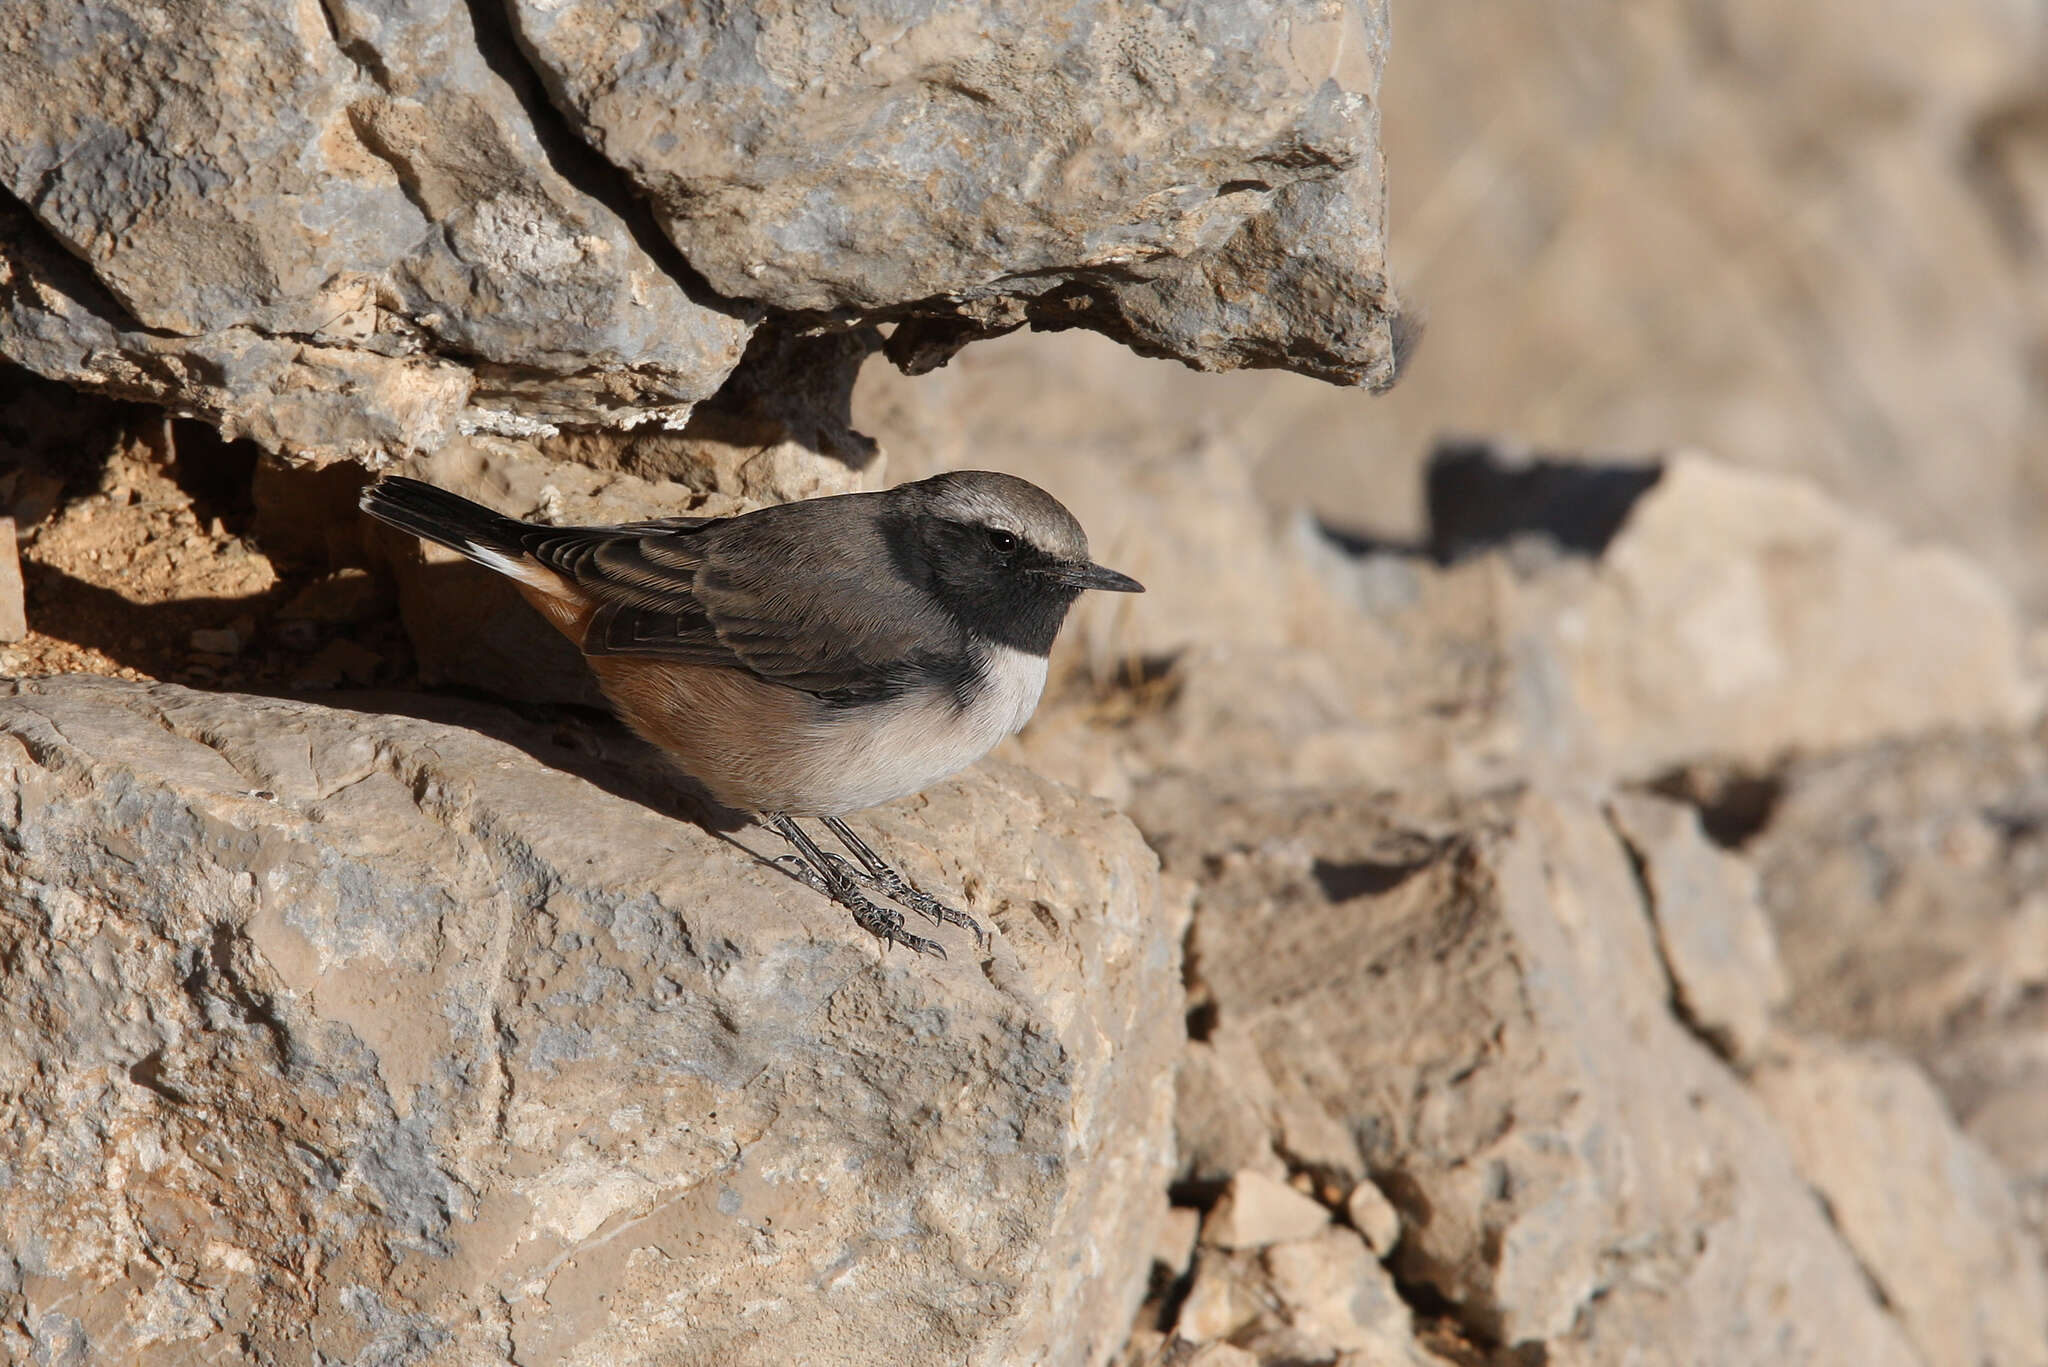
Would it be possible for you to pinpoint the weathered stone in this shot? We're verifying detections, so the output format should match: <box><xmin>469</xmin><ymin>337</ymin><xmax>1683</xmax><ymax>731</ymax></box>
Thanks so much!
<box><xmin>1608</xmin><ymin>792</ymin><xmax>1786</xmax><ymax>1063</ymax></box>
<box><xmin>0</xmin><ymin>675</ymin><xmax>1177</xmax><ymax>1366</ymax></box>
<box><xmin>509</xmin><ymin>0</ymin><xmax>1400</xmax><ymax>386</ymax></box>
<box><xmin>0</xmin><ymin>0</ymin><xmax>752</xmax><ymax>456</ymax></box>
<box><xmin>1181</xmin><ymin>1344</ymin><xmax>1259</xmax><ymax>1367</ymax></box>
<box><xmin>1173</xmin><ymin>1249</ymin><xmax>1264</xmax><ymax>1345</ymax></box>
<box><xmin>1176</xmin><ymin>1027</ymin><xmax>1288</xmax><ymax>1188</ymax></box>
<box><xmin>1261</xmin><ymin>1227</ymin><xmax>1414</xmax><ymax>1358</ymax></box>
<box><xmin>1742</xmin><ymin>728</ymin><xmax>2048</xmax><ymax>1247</ymax></box>
<box><xmin>1154</xmin><ymin>1207</ymin><xmax>1202</xmax><ymax>1286</ymax></box>
<box><xmin>1475</xmin><ymin>451</ymin><xmax>2041</xmax><ymax>779</ymax></box>
<box><xmin>1752</xmin><ymin>1039</ymin><xmax>2048</xmax><ymax>1367</ymax></box>
<box><xmin>1202</xmin><ymin>1171</ymin><xmax>1331</xmax><ymax>1252</ymax></box>
<box><xmin>1344</xmin><ymin>1180</ymin><xmax>1401</xmax><ymax>1258</ymax></box>
<box><xmin>1137</xmin><ymin>779</ymin><xmax>1924</xmax><ymax>1363</ymax></box>
<box><xmin>0</xmin><ymin>516</ymin><xmax>23</xmax><ymax>643</ymax></box>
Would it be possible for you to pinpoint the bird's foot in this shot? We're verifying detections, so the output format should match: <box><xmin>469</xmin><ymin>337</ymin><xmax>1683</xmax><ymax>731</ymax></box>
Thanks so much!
<box><xmin>864</xmin><ymin>869</ymin><xmax>986</xmax><ymax>948</ymax></box>
<box><xmin>769</xmin><ymin>837</ymin><xmax>946</xmax><ymax>959</ymax></box>
<box><xmin>819</xmin><ymin>816</ymin><xmax>987</xmax><ymax>949</ymax></box>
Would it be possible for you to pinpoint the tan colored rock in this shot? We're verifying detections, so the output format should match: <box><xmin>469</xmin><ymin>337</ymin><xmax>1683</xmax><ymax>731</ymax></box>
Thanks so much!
<box><xmin>1137</xmin><ymin>778</ymin><xmax>1923</xmax><ymax>1362</ymax></box>
<box><xmin>1174</xmin><ymin>1249</ymin><xmax>1263</xmax><ymax>1345</ymax></box>
<box><xmin>1608</xmin><ymin>792</ymin><xmax>1787</xmax><ymax>1062</ymax></box>
<box><xmin>1181</xmin><ymin>1344</ymin><xmax>1259</xmax><ymax>1367</ymax></box>
<box><xmin>1155</xmin><ymin>1207</ymin><xmax>1203</xmax><ymax>1285</ymax></box>
<box><xmin>0</xmin><ymin>516</ymin><xmax>23</xmax><ymax>643</ymax></box>
<box><xmin>0</xmin><ymin>675</ymin><xmax>1178</xmax><ymax>1367</ymax></box>
<box><xmin>1752</xmin><ymin>1039</ymin><xmax>2048</xmax><ymax>1367</ymax></box>
<box><xmin>1262</xmin><ymin>1227</ymin><xmax>1414</xmax><ymax>1357</ymax></box>
<box><xmin>1202</xmin><ymin>1171</ymin><xmax>1332</xmax><ymax>1252</ymax></box>
<box><xmin>1743</xmin><ymin>728</ymin><xmax>2048</xmax><ymax>1244</ymax></box>
<box><xmin>1520</xmin><ymin>453</ymin><xmax>2040</xmax><ymax>774</ymax></box>
<box><xmin>1176</xmin><ymin>1027</ymin><xmax>1288</xmax><ymax>1187</ymax></box>
<box><xmin>508</xmin><ymin>0</ymin><xmax>1400</xmax><ymax>386</ymax></box>
<box><xmin>1344</xmin><ymin>1180</ymin><xmax>1402</xmax><ymax>1258</ymax></box>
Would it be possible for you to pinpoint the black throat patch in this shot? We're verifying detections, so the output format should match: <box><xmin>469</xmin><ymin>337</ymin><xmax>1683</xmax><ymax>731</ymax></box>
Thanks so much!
<box><xmin>885</xmin><ymin>514</ymin><xmax>1081</xmax><ymax>657</ymax></box>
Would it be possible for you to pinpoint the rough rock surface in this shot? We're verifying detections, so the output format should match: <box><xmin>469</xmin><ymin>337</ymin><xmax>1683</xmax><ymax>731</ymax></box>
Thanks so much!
<box><xmin>1608</xmin><ymin>791</ymin><xmax>1785</xmax><ymax>1064</ymax></box>
<box><xmin>1136</xmin><ymin>781</ymin><xmax>1928</xmax><ymax>1364</ymax></box>
<box><xmin>1753</xmin><ymin>1038</ymin><xmax>2048</xmax><ymax>1367</ymax></box>
<box><xmin>509</xmin><ymin>0</ymin><xmax>1399</xmax><ymax>384</ymax></box>
<box><xmin>0</xmin><ymin>1</ymin><xmax>1399</xmax><ymax>471</ymax></box>
<box><xmin>1743</xmin><ymin>728</ymin><xmax>2048</xmax><ymax>1248</ymax></box>
<box><xmin>0</xmin><ymin>675</ymin><xmax>1178</xmax><ymax>1366</ymax></box>
<box><xmin>0</xmin><ymin>0</ymin><xmax>751</xmax><ymax>457</ymax></box>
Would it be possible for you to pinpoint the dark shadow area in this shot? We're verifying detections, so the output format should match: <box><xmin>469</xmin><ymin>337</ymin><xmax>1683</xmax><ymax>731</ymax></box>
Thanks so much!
<box><xmin>21</xmin><ymin>560</ymin><xmax>298</xmax><ymax>677</ymax></box>
<box><xmin>1315</xmin><ymin>517</ymin><xmax>1428</xmax><ymax>559</ymax></box>
<box><xmin>1424</xmin><ymin>440</ymin><xmax>1665</xmax><ymax>564</ymax></box>
<box><xmin>692</xmin><ymin>321</ymin><xmax>885</xmax><ymax>468</ymax></box>
<box><xmin>0</xmin><ymin>362</ymin><xmax>148</xmax><ymax>525</ymax></box>
<box><xmin>314</xmin><ymin>686</ymin><xmax>752</xmax><ymax>838</ymax></box>
<box><xmin>1643</xmin><ymin>764</ymin><xmax>1787</xmax><ymax>850</ymax></box>
<box><xmin>160</xmin><ymin>418</ymin><xmax>261</xmax><ymax>536</ymax></box>
<box><xmin>1311</xmin><ymin>856</ymin><xmax>1434</xmax><ymax>902</ymax></box>
<box><xmin>251</xmin><ymin>452</ymin><xmax>375</xmax><ymax>569</ymax></box>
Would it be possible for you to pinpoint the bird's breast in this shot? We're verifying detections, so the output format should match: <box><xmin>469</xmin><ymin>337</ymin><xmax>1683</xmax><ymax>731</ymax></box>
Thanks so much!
<box><xmin>587</xmin><ymin>644</ymin><xmax>1049</xmax><ymax>816</ymax></box>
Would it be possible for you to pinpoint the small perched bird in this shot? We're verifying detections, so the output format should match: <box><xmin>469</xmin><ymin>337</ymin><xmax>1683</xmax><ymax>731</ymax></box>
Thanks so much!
<box><xmin>360</xmin><ymin>470</ymin><xmax>1143</xmax><ymax>958</ymax></box>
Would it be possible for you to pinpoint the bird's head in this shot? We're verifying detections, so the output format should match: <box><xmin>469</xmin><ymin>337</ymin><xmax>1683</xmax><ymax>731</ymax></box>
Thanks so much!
<box><xmin>890</xmin><ymin>470</ymin><xmax>1143</xmax><ymax>654</ymax></box>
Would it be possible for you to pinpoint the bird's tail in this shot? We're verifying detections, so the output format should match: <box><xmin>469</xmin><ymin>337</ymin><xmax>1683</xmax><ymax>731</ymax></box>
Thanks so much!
<box><xmin>360</xmin><ymin>476</ymin><xmax>531</xmax><ymax>567</ymax></box>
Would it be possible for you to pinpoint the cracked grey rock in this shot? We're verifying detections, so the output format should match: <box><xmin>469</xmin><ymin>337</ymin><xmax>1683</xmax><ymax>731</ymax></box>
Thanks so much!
<box><xmin>1743</xmin><ymin>728</ymin><xmax>2048</xmax><ymax>1251</ymax></box>
<box><xmin>0</xmin><ymin>674</ymin><xmax>1178</xmax><ymax>1366</ymax></box>
<box><xmin>1136</xmin><ymin>779</ymin><xmax>1926</xmax><ymax>1364</ymax></box>
<box><xmin>509</xmin><ymin>0</ymin><xmax>1400</xmax><ymax>385</ymax></box>
<box><xmin>1608</xmin><ymin>791</ymin><xmax>1787</xmax><ymax>1064</ymax></box>
<box><xmin>1752</xmin><ymin>1038</ymin><xmax>2048</xmax><ymax>1367</ymax></box>
<box><xmin>0</xmin><ymin>0</ymin><xmax>751</xmax><ymax>458</ymax></box>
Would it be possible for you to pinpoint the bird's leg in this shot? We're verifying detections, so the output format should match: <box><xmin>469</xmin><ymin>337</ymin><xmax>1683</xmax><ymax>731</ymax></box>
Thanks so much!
<box><xmin>821</xmin><ymin>816</ymin><xmax>988</xmax><ymax>949</ymax></box>
<box><xmin>767</xmin><ymin>814</ymin><xmax>945</xmax><ymax>959</ymax></box>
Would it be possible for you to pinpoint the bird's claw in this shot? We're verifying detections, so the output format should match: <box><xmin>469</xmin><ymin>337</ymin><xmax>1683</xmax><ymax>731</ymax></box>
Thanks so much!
<box><xmin>816</xmin><ymin>854</ymin><xmax>985</xmax><ymax>949</ymax></box>
<box><xmin>776</xmin><ymin>854</ymin><xmax>946</xmax><ymax>959</ymax></box>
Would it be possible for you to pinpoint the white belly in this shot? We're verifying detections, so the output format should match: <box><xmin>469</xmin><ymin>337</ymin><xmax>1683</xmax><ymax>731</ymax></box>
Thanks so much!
<box><xmin>785</xmin><ymin>644</ymin><xmax>1049</xmax><ymax>815</ymax></box>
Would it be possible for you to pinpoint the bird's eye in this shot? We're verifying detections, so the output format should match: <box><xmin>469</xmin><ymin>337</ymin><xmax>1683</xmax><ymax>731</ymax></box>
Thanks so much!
<box><xmin>985</xmin><ymin>528</ymin><xmax>1019</xmax><ymax>554</ymax></box>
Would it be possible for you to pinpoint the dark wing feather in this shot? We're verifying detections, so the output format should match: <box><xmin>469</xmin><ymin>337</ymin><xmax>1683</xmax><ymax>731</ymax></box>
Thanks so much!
<box><xmin>514</xmin><ymin>497</ymin><xmax>963</xmax><ymax>703</ymax></box>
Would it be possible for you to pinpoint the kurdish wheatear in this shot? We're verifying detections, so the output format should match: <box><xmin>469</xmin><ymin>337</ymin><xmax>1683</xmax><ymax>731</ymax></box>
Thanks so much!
<box><xmin>360</xmin><ymin>470</ymin><xmax>1143</xmax><ymax>958</ymax></box>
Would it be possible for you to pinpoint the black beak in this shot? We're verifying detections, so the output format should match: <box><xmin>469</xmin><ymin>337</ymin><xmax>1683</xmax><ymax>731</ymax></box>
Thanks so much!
<box><xmin>1053</xmin><ymin>561</ymin><xmax>1145</xmax><ymax>593</ymax></box>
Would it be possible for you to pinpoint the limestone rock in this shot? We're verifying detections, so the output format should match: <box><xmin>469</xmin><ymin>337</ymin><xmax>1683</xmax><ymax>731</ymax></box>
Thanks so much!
<box><xmin>1154</xmin><ymin>1208</ymin><xmax>1202</xmax><ymax>1286</ymax></box>
<box><xmin>0</xmin><ymin>675</ymin><xmax>1178</xmax><ymax>1366</ymax></box>
<box><xmin>0</xmin><ymin>516</ymin><xmax>23</xmax><ymax>643</ymax></box>
<box><xmin>1752</xmin><ymin>1039</ymin><xmax>2048</xmax><ymax>1367</ymax></box>
<box><xmin>1260</xmin><ymin>1227</ymin><xmax>1415</xmax><ymax>1360</ymax></box>
<box><xmin>1181</xmin><ymin>1344</ymin><xmax>1259</xmax><ymax>1367</ymax></box>
<box><xmin>1173</xmin><ymin>1249</ymin><xmax>1264</xmax><ymax>1346</ymax></box>
<box><xmin>1177</xmin><ymin>1030</ymin><xmax>1289</xmax><ymax>1188</ymax></box>
<box><xmin>1520</xmin><ymin>453</ymin><xmax>2041</xmax><ymax>774</ymax></box>
<box><xmin>1343</xmin><ymin>1180</ymin><xmax>1401</xmax><ymax>1258</ymax></box>
<box><xmin>1136</xmin><ymin>778</ymin><xmax>1924</xmax><ymax>1363</ymax></box>
<box><xmin>0</xmin><ymin>0</ymin><xmax>752</xmax><ymax>458</ymax></box>
<box><xmin>509</xmin><ymin>0</ymin><xmax>1401</xmax><ymax>386</ymax></box>
<box><xmin>1744</xmin><ymin>728</ymin><xmax>2048</xmax><ymax>1246</ymax></box>
<box><xmin>1608</xmin><ymin>792</ymin><xmax>1787</xmax><ymax>1063</ymax></box>
<box><xmin>1202</xmin><ymin>1171</ymin><xmax>1331</xmax><ymax>1252</ymax></box>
